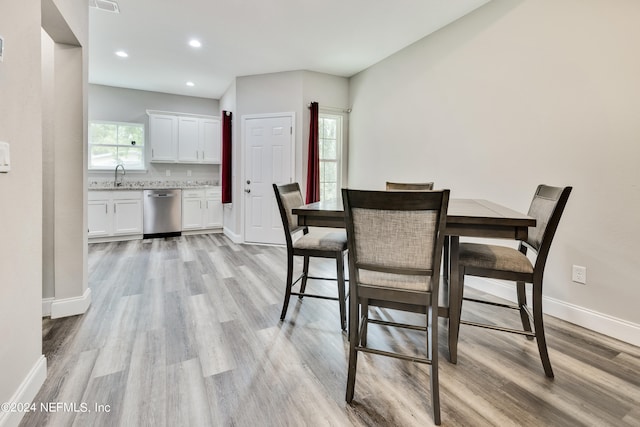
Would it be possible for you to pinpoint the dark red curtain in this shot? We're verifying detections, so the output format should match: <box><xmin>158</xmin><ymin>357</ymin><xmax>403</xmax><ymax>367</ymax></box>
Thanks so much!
<box><xmin>221</xmin><ymin>111</ymin><xmax>232</xmax><ymax>204</ymax></box>
<box><xmin>305</xmin><ymin>102</ymin><xmax>320</xmax><ymax>203</ymax></box>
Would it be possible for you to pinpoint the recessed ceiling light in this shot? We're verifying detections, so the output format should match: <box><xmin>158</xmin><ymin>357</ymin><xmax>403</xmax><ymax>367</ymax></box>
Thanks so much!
<box><xmin>189</xmin><ymin>39</ymin><xmax>202</xmax><ymax>48</ymax></box>
<box><xmin>115</xmin><ymin>50</ymin><xmax>128</xmax><ymax>58</ymax></box>
<box><xmin>186</xmin><ymin>81</ymin><xmax>195</xmax><ymax>87</ymax></box>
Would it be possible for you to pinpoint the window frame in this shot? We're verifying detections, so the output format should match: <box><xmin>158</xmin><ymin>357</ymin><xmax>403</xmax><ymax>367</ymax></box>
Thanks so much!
<box><xmin>318</xmin><ymin>112</ymin><xmax>343</xmax><ymax>201</ymax></box>
<box><xmin>88</xmin><ymin>120</ymin><xmax>146</xmax><ymax>171</ymax></box>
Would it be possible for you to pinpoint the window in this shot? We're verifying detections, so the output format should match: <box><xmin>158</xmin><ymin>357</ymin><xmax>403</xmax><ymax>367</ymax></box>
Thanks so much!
<box><xmin>318</xmin><ymin>113</ymin><xmax>343</xmax><ymax>201</ymax></box>
<box><xmin>89</xmin><ymin>121</ymin><xmax>145</xmax><ymax>170</ymax></box>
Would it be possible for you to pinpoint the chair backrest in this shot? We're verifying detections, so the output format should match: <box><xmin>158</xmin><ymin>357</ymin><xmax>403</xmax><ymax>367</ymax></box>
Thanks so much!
<box><xmin>342</xmin><ymin>189</ymin><xmax>449</xmax><ymax>292</ymax></box>
<box><xmin>523</xmin><ymin>185</ymin><xmax>572</xmax><ymax>270</ymax></box>
<box><xmin>273</xmin><ymin>183</ymin><xmax>305</xmax><ymax>246</ymax></box>
<box><xmin>386</xmin><ymin>181</ymin><xmax>434</xmax><ymax>191</ymax></box>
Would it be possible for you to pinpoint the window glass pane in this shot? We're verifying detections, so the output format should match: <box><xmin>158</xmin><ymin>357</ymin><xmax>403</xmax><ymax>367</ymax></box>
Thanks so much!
<box><xmin>117</xmin><ymin>147</ymin><xmax>144</xmax><ymax>168</ymax></box>
<box><xmin>90</xmin><ymin>123</ymin><xmax>117</xmax><ymax>145</ymax></box>
<box><xmin>89</xmin><ymin>145</ymin><xmax>118</xmax><ymax>168</ymax></box>
<box><xmin>323</xmin><ymin>162</ymin><xmax>337</xmax><ymax>183</ymax></box>
<box><xmin>118</xmin><ymin>125</ymin><xmax>144</xmax><ymax>146</ymax></box>
<box><xmin>89</xmin><ymin>121</ymin><xmax>145</xmax><ymax>170</ymax></box>
<box><xmin>320</xmin><ymin>139</ymin><xmax>337</xmax><ymax>160</ymax></box>
<box><xmin>323</xmin><ymin>118</ymin><xmax>336</xmax><ymax>139</ymax></box>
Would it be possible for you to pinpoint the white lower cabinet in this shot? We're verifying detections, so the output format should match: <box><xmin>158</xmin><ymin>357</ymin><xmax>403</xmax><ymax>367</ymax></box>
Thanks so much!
<box><xmin>88</xmin><ymin>191</ymin><xmax>143</xmax><ymax>240</ymax></box>
<box><xmin>182</xmin><ymin>188</ymin><xmax>223</xmax><ymax>231</ymax></box>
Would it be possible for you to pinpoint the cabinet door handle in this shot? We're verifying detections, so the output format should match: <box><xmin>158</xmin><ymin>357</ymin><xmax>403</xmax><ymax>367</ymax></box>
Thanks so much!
<box><xmin>105</xmin><ymin>204</ymin><xmax>108</xmax><ymax>214</ymax></box>
<box><xmin>114</xmin><ymin>204</ymin><xmax>117</xmax><ymax>214</ymax></box>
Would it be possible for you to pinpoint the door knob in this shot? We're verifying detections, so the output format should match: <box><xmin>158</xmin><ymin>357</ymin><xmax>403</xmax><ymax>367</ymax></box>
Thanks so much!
<box><xmin>245</xmin><ymin>188</ymin><xmax>251</xmax><ymax>193</ymax></box>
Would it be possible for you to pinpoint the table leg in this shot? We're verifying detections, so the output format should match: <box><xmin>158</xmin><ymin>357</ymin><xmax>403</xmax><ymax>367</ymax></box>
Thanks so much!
<box><xmin>448</xmin><ymin>236</ymin><xmax>460</xmax><ymax>364</ymax></box>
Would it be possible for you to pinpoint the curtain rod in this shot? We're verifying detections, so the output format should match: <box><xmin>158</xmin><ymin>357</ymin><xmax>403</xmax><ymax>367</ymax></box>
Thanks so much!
<box><xmin>307</xmin><ymin>103</ymin><xmax>352</xmax><ymax>114</ymax></box>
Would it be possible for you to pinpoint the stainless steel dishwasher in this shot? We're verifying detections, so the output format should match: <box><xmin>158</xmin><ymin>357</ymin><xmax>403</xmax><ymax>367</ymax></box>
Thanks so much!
<box><xmin>143</xmin><ymin>189</ymin><xmax>182</xmax><ymax>237</ymax></box>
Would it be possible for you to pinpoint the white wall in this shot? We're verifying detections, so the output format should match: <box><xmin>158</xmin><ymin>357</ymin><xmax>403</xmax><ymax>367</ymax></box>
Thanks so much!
<box><xmin>88</xmin><ymin>84</ymin><xmax>221</xmax><ymax>183</ymax></box>
<box><xmin>0</xmin><ymin>1</ymin><xmax>45</xmax><ymax>417</ymax></box>
<box><xmin>39</xmin><ymin>0</ymin><xmax>89</xmax><ymax>323</ymax></box>
<box><xmin>42</xmin><ymin>31</ymin><xmax>56</xmax><ymax>300</ymax></box>
<box><xmin>224</xmin><ymin>70</ymin><xmax>349</xmax><ymax>238</ymax></box>
<box><xmin>1</xmin><ymin>0</ymin><xmax>88</xmax><ymax>423</ymax></box>
<box><xmin>348</xmin><ymin>0</ymin><xmax>640</xmax><ymax>342</ymax></box>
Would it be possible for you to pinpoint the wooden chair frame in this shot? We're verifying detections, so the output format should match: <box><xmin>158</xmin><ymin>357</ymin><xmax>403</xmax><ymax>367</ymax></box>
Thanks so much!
<box><xmin>385</xmin><ymin>181</ymin><xmax>434</xmax><ymax>191</ymax></box>
<box><xmin>273</xmin><ymin>183</ymin><xmax>348</xmax><ymax>330</ymax></box>
<box><xmin>343</xmin><ymin>188</ymin><xmax>449</xmax><ymax>425</ymax></box>
<box><xmin>450</xmin><ymin>185</ymin><xmax>572</xmax><ymax>378</ymax></box>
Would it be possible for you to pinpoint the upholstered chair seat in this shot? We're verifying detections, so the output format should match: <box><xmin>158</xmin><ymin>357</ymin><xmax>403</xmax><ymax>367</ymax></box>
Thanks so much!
<box><xmin>293</xmin><ymin>229</ymin><xmax>347</xmax><ymax>252</ymax></box>
<box><xmin>459</xmin><ymin>243</ymin><xmax>534</xmax><ymax>274</ymax></box>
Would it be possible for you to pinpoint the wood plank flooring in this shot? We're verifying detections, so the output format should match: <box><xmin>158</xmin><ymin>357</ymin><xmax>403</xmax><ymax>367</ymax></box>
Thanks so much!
<box><xmin>22</xmin><ymin>234</ymin><xmax>640</xmax><ymax>426</ymax></box>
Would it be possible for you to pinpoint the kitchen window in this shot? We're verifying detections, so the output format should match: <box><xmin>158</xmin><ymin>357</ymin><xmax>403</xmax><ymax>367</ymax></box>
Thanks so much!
<box><xmin>318</xmin><ymin>113</ymin><xmax>343</xmax><ymax>201</ymax></box>
<box><xmin>89</xmin><ymin>121</ymin><xmax>145</xmax><ymax>170</ymax></box>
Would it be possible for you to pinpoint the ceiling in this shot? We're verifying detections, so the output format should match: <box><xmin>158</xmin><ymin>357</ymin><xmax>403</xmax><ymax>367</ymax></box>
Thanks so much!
<box><xmin>89</xmin><ymin>0</ymin><xmax>490</xmax><ymax>99</ymax></box>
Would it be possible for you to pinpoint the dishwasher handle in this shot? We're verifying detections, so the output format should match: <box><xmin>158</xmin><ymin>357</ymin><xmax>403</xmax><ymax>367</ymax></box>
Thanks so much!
<box><xmin>148</xmin><ymin>193</ymin><xmax>176</xmax><ymax>198</ymax></box>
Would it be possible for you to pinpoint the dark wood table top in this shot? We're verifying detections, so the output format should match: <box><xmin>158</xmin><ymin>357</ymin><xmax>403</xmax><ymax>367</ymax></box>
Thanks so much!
<box><xmin>293</xmin><ymin>198</ymin><xmax>535</xmax><ymax>240</ymax></box>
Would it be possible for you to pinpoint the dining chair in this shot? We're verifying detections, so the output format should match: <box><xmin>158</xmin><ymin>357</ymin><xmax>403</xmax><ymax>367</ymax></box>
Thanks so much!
<box><xmin>385</xmin><ymin>181</ymin><xmax>434</xmax><ymax>191</ymax></box>
<box><xmin>385</xmin><ymin>181</ymin><xmax>446</xmax><ymax>281</ymax></box>
<box><xmin>273</xmin><ymin>183</ymin><xmax>348</xmax><ymax>330</ymax></box>
<box><xmin>451</xmin><ymin>184</ymin><xmax>572</xmax><ymax>377</ymax></box>
<box><xmin>343</xmin><ymin>188</ymin><xmax>449</xmax><ymax>425</ymax></box>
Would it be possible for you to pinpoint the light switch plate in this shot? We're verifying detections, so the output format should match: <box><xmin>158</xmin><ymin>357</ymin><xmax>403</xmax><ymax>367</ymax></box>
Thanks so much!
<box><xmin>0</xmin><ymin>141</ymin><xmax>10</xmax><ymax>172</ymax></box>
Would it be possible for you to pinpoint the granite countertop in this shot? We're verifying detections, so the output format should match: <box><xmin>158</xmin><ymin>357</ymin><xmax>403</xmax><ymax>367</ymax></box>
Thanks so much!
<box><xmin>88</xmin><ymin>180</ymin><xmax>219</xmax><ymax>191</ymax></box>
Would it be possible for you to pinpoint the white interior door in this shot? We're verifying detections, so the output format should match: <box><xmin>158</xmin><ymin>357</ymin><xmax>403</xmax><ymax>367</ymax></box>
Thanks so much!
<box><xmin>244</xmin><ymin>114</ymin><xmax>293</xmax><ymax>244</ymax></box>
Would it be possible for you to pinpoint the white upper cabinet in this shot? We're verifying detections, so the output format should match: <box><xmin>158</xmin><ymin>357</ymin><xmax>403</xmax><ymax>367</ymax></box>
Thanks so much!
<box><xmin>201</xmin><ymin>118</ymin><xmax>221</xmax><ymax>163</ymax></box>
<box><xmin>148</xmin><ymin>110</ymin><xmax>221</xmax><ymax>164</ymax></box>
<box><xmin>149</xmin><ymin>114</ymin><xmax>178</xmax><ymax>162</ymax></box>
<box><xmin>177</xmin><ymin>116</ymin><xmax>200</xmax><ymax>162</ymax></box>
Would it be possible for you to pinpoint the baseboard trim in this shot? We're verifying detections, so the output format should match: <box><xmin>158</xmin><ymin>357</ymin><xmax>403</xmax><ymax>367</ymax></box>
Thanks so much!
<box><xmin>182</xmin><ymin>228</ymin><xmax>223</xmax><ymax>236</ymax></box>
<box><xmin>0</xmin><ymin>355</ymin><xmax>47</xmax><ymax>427</ymax></box>
<box><xmin>41</xmin><ymin>297</ymin><xmax>54</xmax><ymax>317</ymax></box>
<box><xmin>223</xmin><ymin>227</ymin><xmax>242</xmax><ymax>244</ymax></box>
<box><xmin>465</xmin><ymin>277</ymin><xmax>640</xmax><ymax>347</ymax></box>
<box><xmin>50</xmin><ymin>288</ymin><xmax>92</xmax><ymax>319</ymax></box>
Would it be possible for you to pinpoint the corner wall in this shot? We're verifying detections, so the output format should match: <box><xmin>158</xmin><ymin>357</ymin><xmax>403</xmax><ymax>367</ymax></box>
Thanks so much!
<box><xmin>0</xmin><ymin>0</ymin><xmax>46</xmax><ymax>424</ymax></box>
<box><xmin>223</xmin><ymin>70</ymin><xmax>349</xmax><ymax>239</ymax></box>
<box><xmin>348</xmin><ymin>0</ymin><xmax>640</xmax><ymax>343</ymax></box>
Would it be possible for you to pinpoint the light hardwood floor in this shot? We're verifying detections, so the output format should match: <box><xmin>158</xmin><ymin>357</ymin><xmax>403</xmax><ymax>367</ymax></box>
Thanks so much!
<box><xmin>21</xmin><ymin>234</ymin><xmax>640</xmax><ymax>426</ymax></box>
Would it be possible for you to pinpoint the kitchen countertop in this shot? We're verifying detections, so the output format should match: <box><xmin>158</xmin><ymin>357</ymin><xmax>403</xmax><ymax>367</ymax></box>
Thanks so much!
<box><xmin>88</xmin><ymin>180</ymin><xmax>219</xmax><ymax>191</ymax></box>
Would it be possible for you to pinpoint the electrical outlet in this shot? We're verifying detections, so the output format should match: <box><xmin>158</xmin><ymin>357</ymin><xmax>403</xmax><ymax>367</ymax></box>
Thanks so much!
<box><xmin>166</xmin><ymin>169</ymin><xmax>171</xmax><ymax>177</ymax></box>
<box><xmin>572</xmin><ymin>265</ymin><xmax>587</xmax><ymax>284</ymax></box>
<box><xmin>187</xmin><ymin>170</ymin><xmax>192</xmax><ymax>177</ymax></box>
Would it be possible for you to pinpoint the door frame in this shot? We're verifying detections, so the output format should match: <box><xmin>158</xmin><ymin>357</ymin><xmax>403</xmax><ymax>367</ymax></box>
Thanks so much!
<box><xmin>240</xmin><ymin>112</ymin><xmax>296</xmax><ymax>244</ymax></box>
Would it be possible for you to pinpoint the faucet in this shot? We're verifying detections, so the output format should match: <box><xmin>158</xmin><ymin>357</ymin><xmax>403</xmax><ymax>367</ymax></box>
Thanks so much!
<box><xmin>114</xmin><ymin>164</ymin><xmax>125</xmax><ymax>187</ymax></box>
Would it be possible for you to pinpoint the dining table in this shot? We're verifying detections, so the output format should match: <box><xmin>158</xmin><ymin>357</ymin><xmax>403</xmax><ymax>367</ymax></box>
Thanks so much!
<box><xmin>292</xmin><ymin>197</ymin><xmax>536</xmax><ymax>363</ymax></box>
